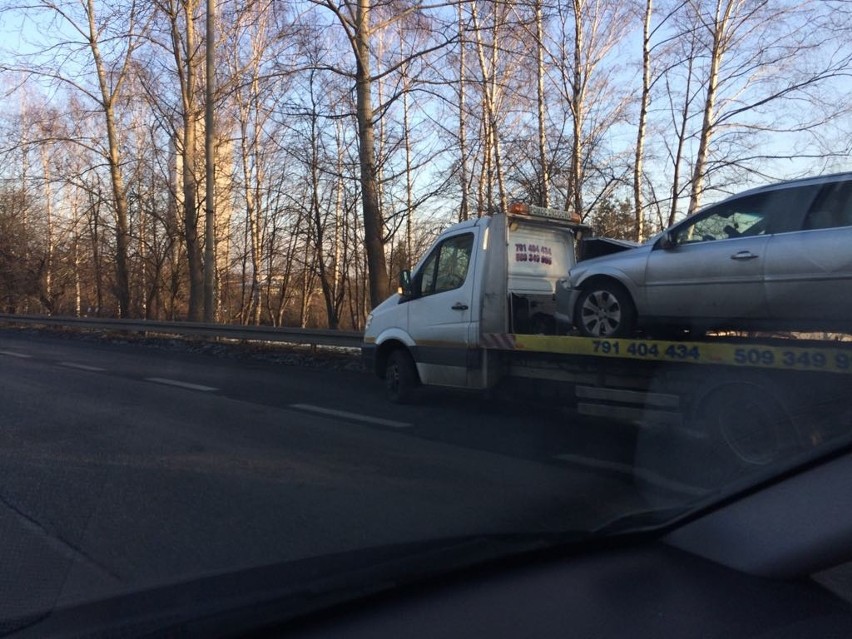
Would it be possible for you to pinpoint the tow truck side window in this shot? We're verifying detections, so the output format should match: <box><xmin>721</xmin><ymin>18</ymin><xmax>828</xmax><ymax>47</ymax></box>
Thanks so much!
<box><xmin>418</xmin><ymin>233</ymin><xmax>474</xmax><ymax>297</ymax></box>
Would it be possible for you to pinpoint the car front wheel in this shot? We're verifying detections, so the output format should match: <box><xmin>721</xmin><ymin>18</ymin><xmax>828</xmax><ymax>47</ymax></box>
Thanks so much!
<box><xmin>575</xmin><ymin>282</ymin><xmax>637</xmax><ymax>338</ymax></box>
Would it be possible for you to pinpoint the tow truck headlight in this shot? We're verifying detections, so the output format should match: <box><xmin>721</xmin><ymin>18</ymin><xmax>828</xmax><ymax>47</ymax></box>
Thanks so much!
<box><xmin>364</xmin><ymin>313</ymin><xmax>374</xmax><ymax>332</ymax></box>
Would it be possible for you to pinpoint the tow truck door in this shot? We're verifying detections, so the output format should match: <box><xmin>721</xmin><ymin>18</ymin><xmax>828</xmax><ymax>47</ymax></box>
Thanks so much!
<box><xmin>405</xmin><ymin>229</ymin><xmax>479</xmax><ymax>387</ymax></box>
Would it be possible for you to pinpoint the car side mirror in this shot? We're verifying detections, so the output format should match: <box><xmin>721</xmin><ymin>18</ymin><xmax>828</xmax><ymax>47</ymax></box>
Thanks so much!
<box><xmin>398</xmin><ymin>269</ymin><xmax>413</xmax><ymax>298</ymax></box>
<box><xmin>658</xmin><ymin>231</ymin><xmax>677</xmax><ymax>250</ymax></box>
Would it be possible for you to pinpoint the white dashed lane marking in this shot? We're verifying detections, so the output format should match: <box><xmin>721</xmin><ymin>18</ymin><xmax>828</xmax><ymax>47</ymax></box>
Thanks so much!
<box><xmin>145</xmin><ymin>377</ymin><xmax>218</xmax><ymax>392</ymax></box>
<box><xmin>289</xmin><ymin>404</ymin><xmax>412</xmax><ymax>428</ymax></box>
<box><xmin>60</xmin><ymin>362</ymin><xmax>106</xmax><ymax>372</ymax></box>
<box><xmin>0</xmin><ymin>350</ymin><xmax>32</xmax><ymax>358</ymax></box>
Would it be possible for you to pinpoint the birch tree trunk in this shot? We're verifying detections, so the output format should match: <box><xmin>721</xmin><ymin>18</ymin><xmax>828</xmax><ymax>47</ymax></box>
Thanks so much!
<box><xmin>471</xmin><ymin>0</ymin><xmax>507</xmax><ymax>213</ymax></box>
<box><xmin>353</xmin><ymin>0</ymin><xmax>390</xmax><ymax>308</ymax></box>
<box><xmin>688</xmin><ymin>0</ymin><xmax>732</xmax><ymax>215</ymax></box>
<box><xmin>535</xmin><ymin>0</ymin><xmax>549</xmax><ymax>208</ymax></box>
<box><xmin>38</xmin><ymin>144</ymin><xmax>54</xmax><ymax>311</ymax></box>
<box><xmin>457</xmin><ymin>0</ymin><xmax>470</xmax><ymax>220</ymax></box>
<box><xmin>203</xmin><ymin>0</ymin><xmax>217</xmax><ymax>321</ymax></box>
<box><xmin>633</xmin><ymin>0</ymin><xmax>652</xmax><ymax>240</ymax></box>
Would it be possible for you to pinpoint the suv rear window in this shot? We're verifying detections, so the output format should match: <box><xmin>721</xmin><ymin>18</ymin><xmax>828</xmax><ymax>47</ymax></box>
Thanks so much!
<box><xmin>804</xmin><ymin>181</ymin><xmax>852</xmax><ymax>230</ymax></box>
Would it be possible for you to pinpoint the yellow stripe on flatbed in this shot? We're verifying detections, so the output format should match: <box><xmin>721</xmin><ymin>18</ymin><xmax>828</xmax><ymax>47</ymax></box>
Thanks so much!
<box><xmin>507</xmin><ymin>334</ymin><xmax>852</xmax><ymax>375</ymax></box>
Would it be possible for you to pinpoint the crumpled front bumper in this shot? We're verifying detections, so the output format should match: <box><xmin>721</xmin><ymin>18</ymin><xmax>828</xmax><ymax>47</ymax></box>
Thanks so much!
<box><xmin>554</xmin><ymin>278</ymin><xmax>579</xmax><ymax>327</ymax></box>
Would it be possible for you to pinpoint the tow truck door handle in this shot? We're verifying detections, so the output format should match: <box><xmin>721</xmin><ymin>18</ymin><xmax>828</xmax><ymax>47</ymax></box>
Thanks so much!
<box><xmin>731</xmin><ymin>251</ymin><xmax>759</xmax><ymax>260</ymax></box>
<box><xmin>451</xmin><ymin>302</ymin><xmax>469</xmax><ymax>311</ymax></box>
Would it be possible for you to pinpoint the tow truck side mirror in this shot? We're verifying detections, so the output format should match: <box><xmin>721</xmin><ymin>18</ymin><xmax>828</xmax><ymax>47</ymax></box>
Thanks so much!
<box><xmin>398</xmin><ymin>269</ymin><xmax>412</xmax><ymax>298</ymax></box>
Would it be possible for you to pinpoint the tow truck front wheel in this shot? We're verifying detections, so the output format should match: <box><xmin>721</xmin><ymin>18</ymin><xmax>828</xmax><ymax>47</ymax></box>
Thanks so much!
<box><xmin>575</xmin><ymin>282</ymin><xmax>636</xmax><ymax>338</ymax></box>
<box><xmin>385</xmin><ymin>349</ymin><xmax>420</xmax><ymax>404</ymax></box>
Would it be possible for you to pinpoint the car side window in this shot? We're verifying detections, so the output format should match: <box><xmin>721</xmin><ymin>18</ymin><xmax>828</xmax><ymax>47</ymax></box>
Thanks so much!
<box><xmin>674</xmin><ymin>198</ymin><xmax>770</xmax><ymax>245</ymax></box>
<box><xmin>804</xmin><ymin>181</ymin><xmax>852</xmax><ymax>230</ymax></box>
<box><xmin>673</xmin><ymin>186</ymin><xmax>818</xmax><ymax>245</ymax></box>
<box><xmin>418</xmin><ymin>233</ymin><xmax>474</xmax><ymax>297</ymax></box>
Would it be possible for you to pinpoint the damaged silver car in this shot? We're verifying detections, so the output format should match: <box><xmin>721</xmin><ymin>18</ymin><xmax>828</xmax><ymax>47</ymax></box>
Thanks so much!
<box><xmin>557</xmin><ymin>173</ymin><xmax>852</xmax><ymax>337</ymax></box>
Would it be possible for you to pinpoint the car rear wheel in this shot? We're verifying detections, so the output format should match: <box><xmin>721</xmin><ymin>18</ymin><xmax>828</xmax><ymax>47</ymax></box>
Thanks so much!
<box><xmin>575</xmin><ymin>282</ymin><xmax>636</xmax><ymax>338</ymax></box>
<box><xmin>385</xmin><ymin>349</ymin><xmax>420</xmax><ymax>404</ymax></box>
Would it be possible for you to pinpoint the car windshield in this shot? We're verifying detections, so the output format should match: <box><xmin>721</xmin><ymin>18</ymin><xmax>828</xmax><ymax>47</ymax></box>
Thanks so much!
<box><xmin>1</xmin><ymin>0</ymin><xmax>852</xmax><ymax>634</ymax></box>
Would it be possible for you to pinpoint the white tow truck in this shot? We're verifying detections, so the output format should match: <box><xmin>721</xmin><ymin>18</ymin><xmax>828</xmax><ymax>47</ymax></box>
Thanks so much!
<box><xmin>361</xmin><ymin>204</ymin><xmax>851</xmax><ymax>466</ymax></box>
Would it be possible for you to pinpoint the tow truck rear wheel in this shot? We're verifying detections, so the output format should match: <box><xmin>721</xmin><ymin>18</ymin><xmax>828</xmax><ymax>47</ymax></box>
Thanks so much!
<box><xmin>575</xmin><ymin>282</ymin><xmax>636</xmax><ymax>338</ymax></box>
<box><xmin>385</xmin><ymin>349</ymin><xmax>420</xmax><ymax>404</ymax></box>
<box><xmin>634</xmin><ymin>374</ymin><xmax>804</xmax><ymax>503</ymax></box>
<box><xmin>698</xmin><ymin>381</ymin><xmax>801</xmax><ymax>467</ymax></box>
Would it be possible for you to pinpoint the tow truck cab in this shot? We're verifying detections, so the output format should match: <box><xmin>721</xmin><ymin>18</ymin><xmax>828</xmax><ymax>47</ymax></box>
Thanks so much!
<box><xmin>362</xmin><ymin>205</ymin><xmax>586</xmax><ymax>393</ymax></box>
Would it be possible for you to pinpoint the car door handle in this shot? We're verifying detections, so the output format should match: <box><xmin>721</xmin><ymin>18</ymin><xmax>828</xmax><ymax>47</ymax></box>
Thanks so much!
<box><xmin>731</xmin><ymin>251</ymin><xmax>759</xmax><ymax>260</ymax></box>
<box><xmin>451</xmin><ymin>303</ymin><xmax>469</xmax><ymax>311</ymax></box>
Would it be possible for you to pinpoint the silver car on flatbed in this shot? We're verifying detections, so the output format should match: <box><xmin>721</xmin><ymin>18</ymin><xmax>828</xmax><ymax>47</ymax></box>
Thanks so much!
<box><xmin>557</xmin><ymin>173</ymin><xmax>852</xmax><ymax>337</ymax></box>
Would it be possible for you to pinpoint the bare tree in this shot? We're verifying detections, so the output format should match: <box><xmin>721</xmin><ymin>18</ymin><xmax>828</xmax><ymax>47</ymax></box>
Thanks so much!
<box><xmin>227</xmin><ymin>2</ymin><xmax>277</xmax><ymax>325</ymax></box>
<box><xmin>306</xmin><ymin>0</ymin><xmax>387</xmax><ymax>308</ymax></box>
<box><xmin>2</xmin><ymin>1</ymin><xmax>152</xmax><ymax>316</ymax></box>
<box><xmin>549</xmin><ymin>0</ymin><xmax>632</xmax><ymax>222</ymax></box>
<box><xmin>307</xmin><ymin>0</ymin><xmax>454</xmax><ymax>308</ymax></box>
<box><xmin>681</xmin><ymin>0</ymin><xmax>852</xmax><ymax>213</ymax></box>
<box><xmin>150</xmin><ymin>0</ymin><xmax>205</xmax><ymax>321</ymax></box>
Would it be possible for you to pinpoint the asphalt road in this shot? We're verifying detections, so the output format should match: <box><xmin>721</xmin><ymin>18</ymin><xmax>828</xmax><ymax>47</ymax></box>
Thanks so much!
<box><xmin>0</xmin><ymin>329</ymin><xmax>648</xmax><ymax>623</ymax></box>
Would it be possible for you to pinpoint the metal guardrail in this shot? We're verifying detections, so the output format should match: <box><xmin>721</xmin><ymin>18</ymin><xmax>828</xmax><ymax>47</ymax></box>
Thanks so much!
<box><xmin>0</xmin><ymin>314</ymin><xmax>363</xmax><ymax>349</ymax></box>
